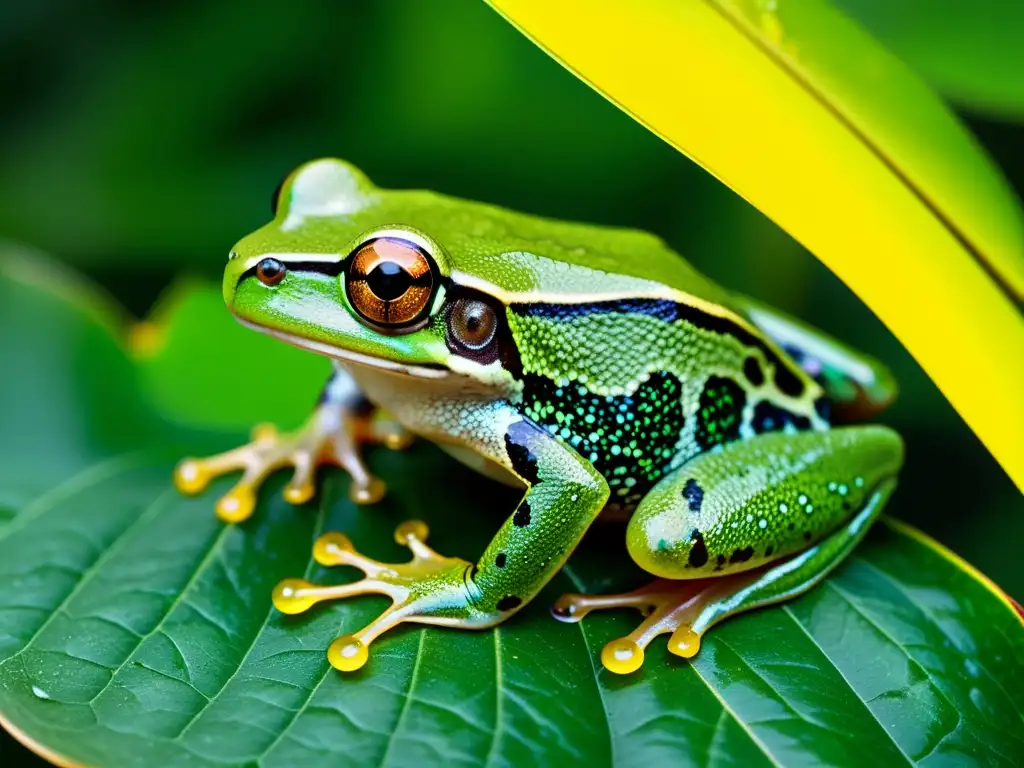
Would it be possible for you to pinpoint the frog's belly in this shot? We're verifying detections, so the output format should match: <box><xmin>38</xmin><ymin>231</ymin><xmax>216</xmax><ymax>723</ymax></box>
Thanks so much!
<box><xmin>436</xmin><ymin>443</ymin><xmax>524</xmax><ymax>488</ymax></box>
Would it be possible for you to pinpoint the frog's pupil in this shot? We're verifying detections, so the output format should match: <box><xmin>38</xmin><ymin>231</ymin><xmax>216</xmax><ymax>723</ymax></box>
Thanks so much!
<box><xmin>366</xmin><ymin>261</ymin><xmax>411</xmax><ymax>301</ymax></box>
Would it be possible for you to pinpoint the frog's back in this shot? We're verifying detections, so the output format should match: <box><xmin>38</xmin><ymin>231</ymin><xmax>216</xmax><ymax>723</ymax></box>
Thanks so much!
<box><xmin>268</xmin><ymin>157</ymin><xmax>732</xmax><ymax>305</ymax></box>
<box><xmin>372</xmin><ymin>192</ymin><xmax>833</xmax><ymax>510</ymax></box>
<box><xmin>355</xmin><ymin>187</ymin><xmax>738</xmax><ymax>307</ymax></box>
<box><xmin>261</xmin><ymin>159</ymin><xmax>890</xmax><ymax>511</ymax></box>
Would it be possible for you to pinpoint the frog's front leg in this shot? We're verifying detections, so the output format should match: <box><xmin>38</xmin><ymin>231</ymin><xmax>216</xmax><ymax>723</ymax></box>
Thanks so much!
<box><xmin>554</xmin><ymin>426</ymin><xmax>903</xmax><ymax>674</ymax></box>
<box><xmin>272</xmin><ymin>409</ymin><xmax>609</xmax><ymax>672</ymax></box>
<box><xmin>174</xmin><ymin>363</ymin><xmax>412</xmax><ymax>522</ymax></box>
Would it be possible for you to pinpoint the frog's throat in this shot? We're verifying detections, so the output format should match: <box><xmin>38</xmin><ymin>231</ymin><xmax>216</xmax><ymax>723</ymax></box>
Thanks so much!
<box><xmin>236</xmin><ymin>318</ymin><xmax>450</xmax><ymax>380</ymax></box>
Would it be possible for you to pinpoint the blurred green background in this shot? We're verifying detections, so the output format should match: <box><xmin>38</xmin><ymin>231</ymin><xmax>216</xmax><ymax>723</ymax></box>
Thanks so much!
<box><xmin>1</xmin><ymin>0</ymin><xmax>1022</xmax><ymax>600</ymax></box>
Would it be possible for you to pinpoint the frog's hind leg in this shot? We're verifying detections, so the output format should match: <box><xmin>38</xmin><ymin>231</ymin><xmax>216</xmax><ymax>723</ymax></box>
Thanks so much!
<box><xmin>554</xmin><ymin>494</ymin><xmax>892</xmax><ymax>674</ymax></box>
<box><xmin>175</xmin><ymin>363</ymin><xmax>413</xmax><ymax>523</ymax></box>
<box><xmin>553</xmin><ymin>426</ymin><xmax>902</xmax><ymax>674</ymax></box>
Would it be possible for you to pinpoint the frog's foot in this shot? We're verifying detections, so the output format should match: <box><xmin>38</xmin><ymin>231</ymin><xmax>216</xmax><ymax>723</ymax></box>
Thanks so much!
<box><xmin>174</xmin><ymin>405</ymin><xmax>413</xmax><ymax>523</ymax></box>
<box><xmin>552</xmin><ymin>572</ymin><xmax>767</xmax><ymax>675</ymax></box>
<box><xmin>273</xmin><ymin>521</ymin><xmax>490</xmax><ymax>672</ymax></box>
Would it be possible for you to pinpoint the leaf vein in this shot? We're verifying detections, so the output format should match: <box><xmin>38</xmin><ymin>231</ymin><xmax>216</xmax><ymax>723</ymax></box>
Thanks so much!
<box><xmin>0</xmin><ymin>485</ymin><xmax>176</xmax><ymax>669</ymax></box>
<box><xmin>175</xmin><ymin>490</ymin><xmax>330</xmax><ymax>740</ymax></box>
<box><xmin>781</xmin><ymin>604</ymin><xmax>915</xmax><ymax>765</ymax></box>
<box><xmin>85</xmin><ymin>517</ymin><xmax>235</xmax><ymax>705</ymax></box>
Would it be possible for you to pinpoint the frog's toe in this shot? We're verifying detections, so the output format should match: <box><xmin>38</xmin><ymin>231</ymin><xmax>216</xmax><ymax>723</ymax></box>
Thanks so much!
<box><xmin>273</xmin><ymin>522</ymin><xmax>481</xmax><ymax>673</ymax></box>
<box><xmin>215</xmin><ymin>484</ymin><xmax>259</xmax><ymax>524</ymax></box>
<box><xmin>551</xmin><ymin>577</ymin><xmax>751</xmax><ymax>674</ymax></box>
<box><xmin>174</xmin><ymin>432</ymin><xmax>269</xmax><ymax>497</ymax></box>
<box><xmin>172</xmin><ymin>400</ymin><xmax>408</xmax><ymax>519</ymax></box>
<box><xmin>364</xmin><ymin>412</ymin><xmax>414</xmax><ymax>451</ymax></box>
<box><xmin>282</xmin><ymin>452</ymin><xmax>317</xmax><ymax>505</ymax></box>
<box><xmin>320</xmin><ymin>416</ymin><xmax>391</xmax><ymax>505</ymax></box>
<box><xmin>174</xmin><ymin>458</ymin><xmax>214</xmax><ymax>496</ymax></box>
<box><xmin>348</xmin><ymin>477</ymin><xmax>386</xmax><ymax>505</ymax></box>
<box><xmin>173</xmin><ymin>421</ymin><xmax>314</xmax><ymax>521</ymax></box>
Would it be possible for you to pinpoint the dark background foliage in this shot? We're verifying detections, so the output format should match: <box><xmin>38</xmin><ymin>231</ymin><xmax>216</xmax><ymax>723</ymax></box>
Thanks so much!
<box><xmin>1</xmin><ymin>0</ymin><xmax>1022</xmax><ymax>630</ymax></box>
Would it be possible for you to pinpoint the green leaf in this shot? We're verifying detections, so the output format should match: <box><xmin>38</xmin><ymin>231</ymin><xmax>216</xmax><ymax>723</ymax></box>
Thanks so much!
<box><xmin>485</xmin><ymin>0</ymin><xmax>1024</xmax><ymax>493</ymax></box>
<box><xmin>2</xmin><ymin>255</ymin><xmax>1023</xmax><ymax>766</ymax></box>
<box><xmin>834</xmin><ymin>0</ymin><xmax>1024</xmax><ymax>121</ymax></box>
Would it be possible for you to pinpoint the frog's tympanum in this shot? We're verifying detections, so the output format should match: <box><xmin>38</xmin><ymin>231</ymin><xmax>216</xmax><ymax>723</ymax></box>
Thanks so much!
<box><xmin>176</xmin><ymin>159</ymin><xmax>903</xmax><ymax>674</ymax></box>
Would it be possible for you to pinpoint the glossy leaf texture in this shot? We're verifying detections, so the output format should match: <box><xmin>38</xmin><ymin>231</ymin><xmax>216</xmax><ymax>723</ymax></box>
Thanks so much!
<box><xmin>2</xmin><ymin>254</ymin><xmax>1024</xmax><ymax>766</ymax></box>
<box><xmin>834</xmin><ymin>0</ymin><xmax>1024</xmax><ymax>121</ymax></box>
<box><xmin>484</xmin><ymin>0</ymin><xmax>1024</xmax><ymax>493</ymax></box>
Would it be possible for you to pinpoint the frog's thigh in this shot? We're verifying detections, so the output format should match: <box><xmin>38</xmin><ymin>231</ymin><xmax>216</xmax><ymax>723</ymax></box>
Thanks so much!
<box><xmin>627</xmin><ymin>426</ymin><xmax>904</xmax><ymax>579</ymax></box>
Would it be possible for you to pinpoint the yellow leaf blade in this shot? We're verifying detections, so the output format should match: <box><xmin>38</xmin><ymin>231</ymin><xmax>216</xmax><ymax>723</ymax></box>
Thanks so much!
<box><xmin>486</xmin><ymin>0</ymin><xmax>1024</xmax><ymax>492</ymax></box>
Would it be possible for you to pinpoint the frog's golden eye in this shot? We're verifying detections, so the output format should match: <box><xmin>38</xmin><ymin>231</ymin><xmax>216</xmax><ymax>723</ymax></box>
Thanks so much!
<box><xmin>256</xmin><ymin>258</ymin><xmax>287</xmax><ymax>286</ymax></box>
<box><xmin>346</xmin><ymin>238</ymin><xmax>435</xmax><ymax>330</ymax></box>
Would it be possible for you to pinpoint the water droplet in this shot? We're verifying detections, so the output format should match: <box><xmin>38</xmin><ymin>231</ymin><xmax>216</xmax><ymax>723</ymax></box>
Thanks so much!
<box><xmin>31</xmin><ymin>686</ymin><xmax>50</xmax><ymax>700</ymax></box>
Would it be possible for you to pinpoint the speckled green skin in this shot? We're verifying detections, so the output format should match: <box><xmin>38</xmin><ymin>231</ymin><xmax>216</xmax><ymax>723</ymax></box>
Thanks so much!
<box><xmin>629</xmin><ymin>427</ymin><xmax>903</xmax><ymax>579</ymax></box>
<box><xmin>224</xmin><ymin>158</ymin><xmax>904</xmax><ymax>631</ymax></box>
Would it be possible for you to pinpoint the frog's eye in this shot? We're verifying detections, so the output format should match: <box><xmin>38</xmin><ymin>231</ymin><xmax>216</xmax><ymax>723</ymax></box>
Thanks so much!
<box><xmin>447</xmin><ymin>298</ymin><xmax>497</xmax><ymax>351</ymax></box>
<box><xmin>256</xmin><ymin>258</ymin><xmax>287</xmax><ymax>286</ymax></box>
<box><xmin>444</xmin><ymin>294</ymin><xmax>502</xmax><ymax>365</ymax></box>
<box><xmin>346</xmin><ymin>238</ymin><xmax>435</xmax><ymax>330</ymax></box>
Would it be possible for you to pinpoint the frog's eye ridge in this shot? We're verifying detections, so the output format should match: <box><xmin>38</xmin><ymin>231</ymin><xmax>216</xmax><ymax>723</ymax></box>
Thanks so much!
<box><xmin>346</xmin><ymin>238</ymin><xmax>436</xmax><ymax>331</ymax></box>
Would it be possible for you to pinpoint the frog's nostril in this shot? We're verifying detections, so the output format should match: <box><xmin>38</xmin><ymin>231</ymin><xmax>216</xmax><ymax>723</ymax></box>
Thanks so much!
<box><xmin>228</xmin><ymin>251</ymin><xmax>239</xmax><ymax>262</ymax></box>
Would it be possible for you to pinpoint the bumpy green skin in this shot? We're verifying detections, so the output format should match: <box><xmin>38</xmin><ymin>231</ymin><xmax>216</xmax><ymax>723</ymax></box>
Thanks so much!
<box><xmin>628</xmin><ymin>427</ymin><xmax>904</xmax><ymax>579</ymax></box>
<box><xmin>223</xmin><ymin>158</ymin><xmax>904</xmax><ymax>631</ymax></box>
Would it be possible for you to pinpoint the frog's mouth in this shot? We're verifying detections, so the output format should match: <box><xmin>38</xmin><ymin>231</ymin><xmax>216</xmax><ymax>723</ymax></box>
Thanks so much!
<box><xmin>237</xmin><ymin>319</ymin><xmax>450</xmax><ymax>380</ymax></box>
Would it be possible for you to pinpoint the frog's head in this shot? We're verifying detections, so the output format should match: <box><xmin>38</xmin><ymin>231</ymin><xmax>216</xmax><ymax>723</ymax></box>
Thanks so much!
<box><xmin>224</xmin><ymin>158</ymin><xmax>517</xmax><ymax>392</ymax></box>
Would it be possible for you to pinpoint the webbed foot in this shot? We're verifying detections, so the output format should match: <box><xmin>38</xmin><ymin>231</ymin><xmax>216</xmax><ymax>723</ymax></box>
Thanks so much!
<box><xmin>552</xmin><ymin>577</ymin><xmax>746</xmax><ymax>674</ymax></box>
<box><xmin>273</xmin><ymin>521</ymin><xmax>493</xmax><ymax>672</ymax></box>
<box><xmin>175</xmin><ymin>403</ymin><xmax>412</xmax><ymax>523</ymax></box>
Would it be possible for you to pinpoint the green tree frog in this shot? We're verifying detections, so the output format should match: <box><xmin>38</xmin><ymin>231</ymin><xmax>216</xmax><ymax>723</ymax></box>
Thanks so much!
<box><xmin>176</xmin><ymin>159</ymin><xmax>903</xmax><ymax>675</ymax></box>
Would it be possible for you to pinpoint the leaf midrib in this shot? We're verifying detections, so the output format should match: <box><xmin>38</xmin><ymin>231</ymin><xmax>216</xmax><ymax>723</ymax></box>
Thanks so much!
<box><xmin>780</xmin><ymin>604</ymin><xmax>914</xmax><ymax>765</ymax></box>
